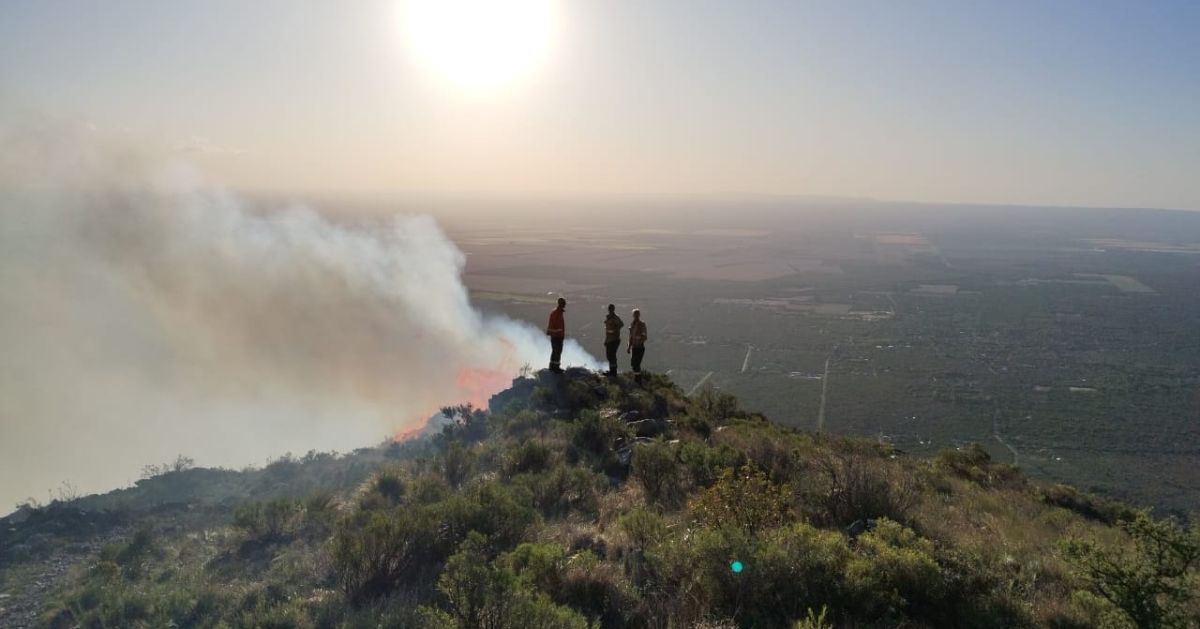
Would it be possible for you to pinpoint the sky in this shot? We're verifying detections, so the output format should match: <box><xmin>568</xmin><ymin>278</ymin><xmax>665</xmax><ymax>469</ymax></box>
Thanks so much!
<box><xmin>2</xmin><ymin>0</ymin><xmax>1199</xmax><ymax>209</ymax></box>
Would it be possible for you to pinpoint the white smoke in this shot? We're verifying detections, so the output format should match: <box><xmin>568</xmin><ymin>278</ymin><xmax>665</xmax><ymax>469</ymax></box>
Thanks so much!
<box><xmin>0</xmin><ymin>115</ymin><xmax>598</xmax><ymax>510</ymax></box>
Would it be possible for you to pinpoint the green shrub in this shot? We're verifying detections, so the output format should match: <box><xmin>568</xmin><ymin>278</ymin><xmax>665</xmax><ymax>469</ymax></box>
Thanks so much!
<box><xmin>504</xmin><ymin>542</ymin><xmax>568</xmax><ymax>593</ymax></box>
<box><xmin>374</xmin><ymin>468</ymin><xmax>407</xmax><ymax>503</ymax></box>
<box><xmin>812</xmin><ymin>453</ymin><xmax>916</xmax><ymax>526</ymax></box>
<box><xmin>439</xmin><ymin>404</ymin><xmax>491</xmax><ymax>444</ymax></box>
<box><xmin>794</xmin><ymin>606</ymin><xmax>832</xmax><ymax>629</ymax></box>
<box><xmin>409</xmin><ymin>475</ymin><xmax>452</xmax><ymax>505</ymax></box>
<box><xmin>678</xmin><ymin>443</ymin><xmax>746</xmax><ymax>489</ymax></box>
<box><xmin>1062</xmin><ymin>511</ymin><xmax>1200</xmax><ymax>628</ymax></box>
<box><xmin>565</xmin><ymin>379</ymin><xmax>603</xmax><ymax>411</ymax></box>
<box><xmin>558</xmin><ymin>556</ymin><xmax>637</xmax><ymax>627</ymax></box>
<box><xmin>1041</xmin><ymin>483</ymin><xmax>1136</xmax><ymax>525</ymax></box>
<box><xmin>936</xmin><ymin>444</ymin><xmax>1025</xmax><ymax>489</ymax></box>
<box><xmin>844</xmin><ymin>519</ymin><xmax>944</xmax><ymax>620</ymax></box>
<box><xmin>571</xmin><ymin>410</ymin><xmax>630</xmax><ymax>457</ymax></box>
<box><xmin>500</xmin><ymin>409</ymin><xmax>553</xmax><ymax>438</ymax></box>
<box><xmin>434</xmin><ymin>481</ymin><xmax>540</xmax><ymax>550</ymax></box>
<box><xmin>631</xmin><ymin>441</ymin><xmax>683</xmax><ymax>507</ymax></box>
<box><xmin>690</xmin><ymin>385</ymin><xmax>742</xmax><ymax>424</ymax></box>
<box><xmin>233</xmin><ymin>498</ymin><xmax>306</xmax><ymax>543</ymax></box>
<box><xmin>332</xmin><ymin>508</ymin><xmax>440</xmax><ymax>602</ymax></box>
<box><xmin>689</xmin><ymin>465</ymin><xmax>792</xmax><ymax>532</ymax></box>
<box><xmin>713</xmin><ymin>524</ymin><xmax>851</xmax><ymax>626</ymax></box>
<box><xmin>437</xmin><ymin>532</ymin><xmax>587</xmax><ymax>629</ymax></box>
<box><xmin>505</xmin><ymin>440</ymin><xmax>554</xmax><ymax>476</ymax></box>
<box><xmin>110</xmin><ymin>528</ymin><xmax>163</xmax><ymax>580</ymax></box>
<box><xmin>442</xmin><ymin>441</ymin><xmax>477</xmax><ymax>488</ymax></box>
<box><xmin>514</xmin><ymin>463</ymin><xmax>606</xmax><ymax>518</ymax></box>
<box><xmin>620</xmin><ymin>508</ymin><xmax>669</xmax><ymax>553</ymax></box>
<box><xmin>625</xmin><ymin>389</ymin><xmax>666</xmax><ymax>419</ymax></box>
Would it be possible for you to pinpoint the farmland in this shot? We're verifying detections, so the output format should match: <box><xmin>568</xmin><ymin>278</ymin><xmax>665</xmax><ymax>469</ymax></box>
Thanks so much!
<box><xmin>439</xmin><ymin>201</ymin><xmax>1200</xmax><ymax>513</ymax></box>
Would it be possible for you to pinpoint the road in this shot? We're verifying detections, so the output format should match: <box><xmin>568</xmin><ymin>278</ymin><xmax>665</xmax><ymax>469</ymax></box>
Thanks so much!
<box><xmin>816</xmin><ymin>356</ymin><xmax>831</xmax><ymax>432</ymax></box>
<box><xmin>992</xmin><ymin>406</ymin><xmax>1020</xmax><ymax>466</ymax></box>
<box><xmin>687</xmin><ymin>371</ymin><xmax>714</xmax><ymax>396</ymax></box>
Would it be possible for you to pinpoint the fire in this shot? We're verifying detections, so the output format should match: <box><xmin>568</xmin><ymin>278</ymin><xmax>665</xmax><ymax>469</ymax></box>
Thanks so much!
<box><xmin>393</xmin><ymin>424</ymin><xmax>425</xmax><ymax>443</ymax></box>
<box><xmin>456</xmin><ymin>366</ymin><xmax>515</xmax><ymax>408</ymax></box>
<box><xmin>391</xmin><ymin>365</ymin><xmax>517</xmax><ymax>442</ymax></box>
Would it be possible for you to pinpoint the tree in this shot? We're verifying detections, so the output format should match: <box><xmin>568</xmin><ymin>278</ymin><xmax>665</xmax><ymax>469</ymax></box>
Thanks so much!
<box><xmin>1062</xmin><ymin>511</ymin><xmax>1200</xmax><ymax>628</ymax></box>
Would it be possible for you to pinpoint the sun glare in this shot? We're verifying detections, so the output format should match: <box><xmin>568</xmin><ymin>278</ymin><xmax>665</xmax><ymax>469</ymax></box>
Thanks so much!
<box><xmin>403</xmin><ymin>0</ymin><xmax>557</xmax><ymax>89</ymax></box>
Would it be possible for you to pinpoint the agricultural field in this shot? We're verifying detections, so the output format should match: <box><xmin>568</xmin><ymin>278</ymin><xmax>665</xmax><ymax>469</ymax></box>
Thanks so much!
<box><xmin>446</xmin><ymin>202</ymin><xmax>1200</xmax><ymax>514</ymax></box>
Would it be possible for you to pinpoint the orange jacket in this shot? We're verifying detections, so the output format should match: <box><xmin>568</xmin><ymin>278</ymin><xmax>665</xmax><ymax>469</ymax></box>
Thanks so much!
<box><xmin>546</xmin><ymin>307</ymin><xmax>565</xmax><ymax>339</ymax></box>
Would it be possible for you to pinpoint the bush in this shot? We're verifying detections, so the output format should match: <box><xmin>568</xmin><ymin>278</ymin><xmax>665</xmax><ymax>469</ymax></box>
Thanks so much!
<box><xmin>374</xmin><ymin>469</ymin><xmax>407</xmax><ymax>503</ymax></box>
<box><xmin>936</xmin><ymin>444</ymin><xmax>1024</xmax><ymax>489</ymax></box>
<box><xmin>812</xmin><ymin>453</ymin><xmax>916</xmax><ymax>527</ymax></box>
<box><xmin>844</xmin><ymin>519</ymin><xmax>944</xmax><ymax>619</ymax></box>
<box><xmin>619</xmin><ymin>508</ymin><xmax>669</xmax><ymax>553</ymax></box>
<box><xmin>690</xmin><ymin>384</ymin><xmax>742</xmax><ymax>424</ymax></box>
<box><xmin>678</xmin><ymin>443</ymin><xmax>746</xmax><ymax>489</ymax></box>
<box><xmin>642</xmin><ymin>522</ymin><xmax>851</xmax><ymax>626</ymax></box>
<box><xmin>689</xmin><ymin>465</ymin><xmax>792</xmax><ymax>532</ymax></box>
<box><xmin>571</xmin><ymin>410</ymin><xmax>630</xmax><ymax>461</ymax></box>
<box><xmin>439</xmin><ymin>404</ymin><xmax>491</xmax><ymax>444</ymax></box>
<box><xmin>505</xmin><ymin>440</ymin><xmax>554</xmax><ymax>476</ymax></box>
<box><xmin>1061</xmin><ymin>511</ymin><xmax>1200</xmax><ymax>628</ymax></box>
<box><xmin>565</xmin><ymin>379</ymin><xmax>603</xmax><ymax>411</ymax></box>
<box><xmin>332</xmin><ymin>508</ymin><xmax>441</xmax><ymax>602</ymax></box>
<box><xmin>632</xmin><ymin>441</ymin><xmax>683</xmax><ymax>507</ymax></box>
<box><xmin>557</xmin><ymin>555</ymin><xmax>637</xmax><ymax>626</ymax></box>
<box><xmin>233</xmin><ymin>498</ymin><xmax>306</xmax><ymax>543</ymax></box>
<box><xmin>514</xmin><ymin>463</ymin><xmax>606</xmax><ymax>518</ymax></box>
<box><xmin>442</xmin><ymin>441</ymin><xmax>477</xmax><ymax>488</ymax></box>
<box><xmin>500</xmin><ymin>409</ymin><xmax>553</xmax><ymax>438</ymax></box>
<box><xmin>436</xmin><ymin>532</ymin><xmax>588</xmax><ymax>629</ymax></box>
<box><xmin>108</xmin><ymin>528</ymin><xmax>163</xmax><ymax>580</ymax></box>
<box><xmin>504</xmin><ymin>542</ymin><xmax>568</xmax><ymax>593</ymax></box>
<box><xmin>437</xmin><ymin>481</ymin><xmax>540</xmax><ymax>550</ymax></box>
<box><xmin>1041</xmin><ymin>483</ymin><xmax>1136</xmax><ymax>525</ymax></box>
<box><xmin>735</xmin><ymin>524</ymin><xmax>851</xmax><ymax>626</ymax></box>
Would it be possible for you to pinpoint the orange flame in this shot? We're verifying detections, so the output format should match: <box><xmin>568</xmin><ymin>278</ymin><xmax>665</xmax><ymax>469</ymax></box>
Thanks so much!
<box><xmin>455</xmin><ymin>366</ymin><xmax>515</xmax><ymax>408</ymax></box>
<box><xmin>391</xmin><ymin>364</ymin><xmax>518</xmax><ymax>442</ymax></box>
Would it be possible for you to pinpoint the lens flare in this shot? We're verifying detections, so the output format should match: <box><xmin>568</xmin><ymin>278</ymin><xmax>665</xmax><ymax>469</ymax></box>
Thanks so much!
<box><xmin>402</xmin><ymin>0</ymin><xmax>558</xmax><ymax>89</ymax></box>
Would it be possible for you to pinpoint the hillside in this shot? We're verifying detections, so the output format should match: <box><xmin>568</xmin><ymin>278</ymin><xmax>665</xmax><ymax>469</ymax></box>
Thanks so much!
<box><xmin>1</xmin><ymin>370</ymin><xmax>1197</xmax><ymax>628</ymax></box>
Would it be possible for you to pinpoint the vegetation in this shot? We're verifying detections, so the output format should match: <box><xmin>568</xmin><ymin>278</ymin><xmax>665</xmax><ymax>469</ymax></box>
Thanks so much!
<box><xmin>4</xmin><ymin>369</ymin><xmax>1198</xmax><ymax>627</ymax></box>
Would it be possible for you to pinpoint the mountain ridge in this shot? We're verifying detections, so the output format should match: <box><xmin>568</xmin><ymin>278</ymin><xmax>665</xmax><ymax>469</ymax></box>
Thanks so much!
<box><xmin>1</xmin><ymin>369</ymin><xmax>1196</xmax><ymax>628</ymax></box>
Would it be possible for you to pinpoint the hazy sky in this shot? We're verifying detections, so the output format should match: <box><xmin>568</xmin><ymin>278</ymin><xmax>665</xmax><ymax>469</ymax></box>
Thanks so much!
<box><xmin>2</xmin><ymin>0</ymin><xmax>1198</xmax><ymax>209</ymax></box>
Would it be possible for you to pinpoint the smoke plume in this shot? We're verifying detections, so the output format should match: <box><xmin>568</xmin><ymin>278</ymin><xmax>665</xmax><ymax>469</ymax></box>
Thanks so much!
<box><xmin>0</xmin><ymin>115</ymin><xmax>597</xmax><ymax>510</ymax></box>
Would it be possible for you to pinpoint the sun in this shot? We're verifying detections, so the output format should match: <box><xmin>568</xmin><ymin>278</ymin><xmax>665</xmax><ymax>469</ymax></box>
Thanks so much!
<box><xmin>402</xmin><ymin>0</ymin><xmax>557</xmax><ymax>89</ymax></box>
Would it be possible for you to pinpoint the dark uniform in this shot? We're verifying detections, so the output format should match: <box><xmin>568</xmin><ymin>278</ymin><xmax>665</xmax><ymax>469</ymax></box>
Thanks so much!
<box><xmin>603</xmin><ymin>311</ymin><xmax>624</xmax><ymax>375</ymax></box>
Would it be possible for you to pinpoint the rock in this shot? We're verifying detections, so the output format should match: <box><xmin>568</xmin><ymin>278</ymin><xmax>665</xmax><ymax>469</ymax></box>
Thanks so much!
<box><xmin>844</xmin><ymin>518</ymin><xmax>877</xmax><ymax>538</ymax></box>
<box><xmin>615</xmin><ymin>437</ymin><xmax>655</xmax><ymax>466</ymax></box>
<box><xmin>626</xmin><ymin>418</ymin><xmax>667</xmax><ymax>438</ymax></box>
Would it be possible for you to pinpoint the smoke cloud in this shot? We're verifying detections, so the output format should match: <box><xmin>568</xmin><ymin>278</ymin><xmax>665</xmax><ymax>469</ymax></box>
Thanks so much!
<box><xmin>0</xmin><ymin>115</ymin><xmax>597</xmax><ymax>510</ymax></box>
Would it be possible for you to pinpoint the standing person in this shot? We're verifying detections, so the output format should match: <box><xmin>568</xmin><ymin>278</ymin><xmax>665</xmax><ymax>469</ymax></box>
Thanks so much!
<box><xmin>627</xmin><ymin>308</ymin><xmax>648</xmax><ymax>376</ymax></box>
<box><xmin>603</xmin><ymin>304</ymin><xmax>624</xmax><ymax>377</ymax></box>
<box><xmin>546</xmin><ymin>297</ymin><xmax>567</xmax><ymax>373</ymax></box>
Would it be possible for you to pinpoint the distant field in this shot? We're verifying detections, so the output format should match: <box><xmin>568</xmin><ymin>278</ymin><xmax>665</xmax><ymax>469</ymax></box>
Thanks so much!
<box><xmin>456</xmin><ymin>212</ymin><xmax>1200</xmax><ymax>514</ymax></box>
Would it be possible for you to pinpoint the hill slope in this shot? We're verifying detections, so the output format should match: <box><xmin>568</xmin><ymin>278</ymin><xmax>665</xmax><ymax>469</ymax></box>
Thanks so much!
<box><xmin>1</xmin><ymin>370</ymin><xmax>1197</xmax><ymax>628</ymax></box>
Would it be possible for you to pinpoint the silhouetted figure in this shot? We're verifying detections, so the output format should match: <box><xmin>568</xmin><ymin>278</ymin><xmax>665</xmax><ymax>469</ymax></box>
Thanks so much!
<box><xmin>546</xmin><ymin>297</ymin><xmax>567</xmax><ymax>373</ymax></box>
<box><xmin>628</xmin><ymin>308</ymin><xmax>647</xmax><ymax>377</ymax></box>
<box><xmin>603</xmin><ymin>304</ymin><xmax>624</xmax><ymax>376</ymax></box>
